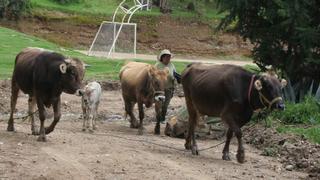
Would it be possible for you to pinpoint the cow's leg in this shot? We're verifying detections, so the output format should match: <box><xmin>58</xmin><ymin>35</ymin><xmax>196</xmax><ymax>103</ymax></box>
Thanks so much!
<box><xmin>88</xmin><ymin>107</ymin><xmax>94</xmax><ymax>133</ymax></box>
<box><xmin>154</xmin><ymin>102</ymin><xmax>162</xmax><ymax>135</ymax></box>
<box><xmin>234</xmin><ymin>127</ymin><xmax>245</xmax><ymax>163</ymax></box>
<box><xmin>7</xmin><ymin>80</ymin><xmax>19</xmax><ymax>132</ymax></box>
<box><xmin>36</xmin><ymin>98</ymin><xmax>47</xmax><ymax>142</ymax></box>
<box><xmin>137</xmin><ymin>102</ymin><xmax>144</xmax><ymax>135</ymax></box>
<box><xmin>45</xmin><ymin>97</ymin><xmax>61</xmax><ymax>135</ymax></box>
<box><xmin>222</xmin><ymin>128</ymin><xmax>233</xmax><ymax>161</ymax></box>
<box><xmin>124</xmin><ymin>99</ymin><xmax>138</xmax><ymax>128</ymax></box>
<box><xmin>223</xmin><ymin>112</ymin><xmax>245</xmax><ymax>163</ymax></box>
<box><xmin>82</xmin><ymin>105</ymin><xmax>87</xmax><ymax>131</ymax></box>
<box><xmin>93</xmin><ymin>103</ymin><xmax>98</xmax><ymax>130</ymax></box>
<box><xmin>184</xmin><ymin>98</ymin><xmax>199</xmax><ymax>155</ymax></box>
<box><xmin>28</xmin><ymin>96</ymin><xmax>39</xmax><ymax>135</ymax></box>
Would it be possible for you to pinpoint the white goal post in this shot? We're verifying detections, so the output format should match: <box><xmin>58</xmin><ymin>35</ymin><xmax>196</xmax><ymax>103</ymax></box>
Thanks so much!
<box><xmin>88</xmin><ymin>21</ymin><xmax>137</xmax><ymax>58</ymax></box>
<box><xmin>88</xmin><ymin>0</ymin><xmax>151</xmax><ymax>59</ymax></box>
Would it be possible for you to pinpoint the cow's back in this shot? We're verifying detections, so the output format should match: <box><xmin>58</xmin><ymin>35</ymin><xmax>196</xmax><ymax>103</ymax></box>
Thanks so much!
<box><xmin>13</xmin><ymin>48</ymin><xmax>44</xmax><ymax>94</ymax></box>
<box><xmin>182</xmin><ymin>64</ymin><xmax>251</xmax><ymax>116</ymax></box>
<box><xmin>12</xmin><ymin>48</ymin><xmax>64</xmax><ymax>95</ymax></box>
<box><xmin>120</xmin><ymin>62</ymin><xmax>150</xmax><ymax>99</ymax></box>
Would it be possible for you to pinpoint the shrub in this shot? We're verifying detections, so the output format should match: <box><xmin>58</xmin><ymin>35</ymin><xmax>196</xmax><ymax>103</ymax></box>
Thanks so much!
<box><xmin>271</xmin><ymin>96</ymin><xmax>320</xmax><ymax>124</ymax></box>
<box><xmin>0</xmin><ymin>0</ymin><xmax>30</xmax><ymax>20</ymax></box>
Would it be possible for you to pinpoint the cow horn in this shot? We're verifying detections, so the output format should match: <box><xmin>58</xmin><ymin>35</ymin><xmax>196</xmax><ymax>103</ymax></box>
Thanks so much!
<box><xmin>254</xmin><ymin>80</ymin><xmax>263</xmax><ymax>91</ymax></box>
<box><xmin>65</xmin><ymin>58</ymin><xmax>72</xmax><ymax>64</ymax></box>
<box><xmin>59</xmin><ymin>63</ymin><xmax>67</xmax><ymax>74</ymax></box>
<box><xmin>281</xmin><ymin>79</ymin><xmax>287</xmax><ymax>88</ymax></box>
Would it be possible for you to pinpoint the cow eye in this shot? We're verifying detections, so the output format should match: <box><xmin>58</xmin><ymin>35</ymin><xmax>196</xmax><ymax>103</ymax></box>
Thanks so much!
<box><xmin>70</xmin><ymin>70</ymin><xmax>76</xmax><ymax>76</ymax></box>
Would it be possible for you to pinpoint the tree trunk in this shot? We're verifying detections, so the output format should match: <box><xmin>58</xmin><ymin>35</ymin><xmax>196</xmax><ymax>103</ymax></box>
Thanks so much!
<box><xmin>159</xmin><ymin>0</ymin><xmax>171</xmax><ymax>13</ymax></box>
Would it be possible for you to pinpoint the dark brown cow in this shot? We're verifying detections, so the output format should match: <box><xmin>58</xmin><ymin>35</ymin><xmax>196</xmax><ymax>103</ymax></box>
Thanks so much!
<box><xmin>7</xmin><ymin>47</ymin><xmax>85</xmax><ymax>142</ymax></box>
<box><xmin>181</xmin><ymin>63</ymin><xmax>286</xmax><ymax>163</ymax></box>
<box><xmin>119</xmin><ymin>62</ymin><xmax>169</xmax><ymax>135</ymax></box>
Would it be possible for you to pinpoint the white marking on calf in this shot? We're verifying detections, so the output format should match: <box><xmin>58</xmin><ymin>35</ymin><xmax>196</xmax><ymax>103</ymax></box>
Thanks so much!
<box><xmin>81</xmin><ymin>82</ymin><xmax>102</xmax><ymax>132</ymax></box>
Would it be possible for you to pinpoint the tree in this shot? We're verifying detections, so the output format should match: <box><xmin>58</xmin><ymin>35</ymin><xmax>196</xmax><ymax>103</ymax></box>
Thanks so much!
<box><xmin>0</xmin><ymin>0</ymin><xmax>30</xmax><ymax>20</ymax></box>
<box><xmin>217</xmin><ymin>0</ymin><xmax>320</xmax><ymax>102</ymax></box>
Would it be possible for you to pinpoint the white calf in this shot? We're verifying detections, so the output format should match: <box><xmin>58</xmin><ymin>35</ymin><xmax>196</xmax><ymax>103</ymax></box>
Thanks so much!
<box><xmin>81</xmin><ymin>82</ymin><xmax>102</xmax><ymax>132</ymax></box>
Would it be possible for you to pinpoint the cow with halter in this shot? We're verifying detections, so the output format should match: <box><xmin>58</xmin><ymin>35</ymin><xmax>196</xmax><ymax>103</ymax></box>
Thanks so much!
<box><xmin>181</xmin><ymin>63</ymin><xmax>287</xmax><ymax>163</ymax></box>
<box><xmin>7</xmin><ymin>47</ymin><xmax>85</xmax><ymax>142</ymax></box>
<box><xmin>119</xmin><ymin>62</ymin><xmax>169</xmax><ymax>135</ymax></box>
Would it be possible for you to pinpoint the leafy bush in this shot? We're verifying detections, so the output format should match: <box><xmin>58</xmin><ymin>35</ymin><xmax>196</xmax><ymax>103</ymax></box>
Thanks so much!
<box><xmin>217</xmin><ymin>0</ymin><xmax>320</xmax><ymax>103</ymax></box>
<box><xmin>0</xmin><ymin>0</ymin><xmax>30</xmax><ymax>19</ymax></box>
<box><xmin>271</xmin><ymin>96</ymin><xmax>320</xmax><ymax>124</ymax></box>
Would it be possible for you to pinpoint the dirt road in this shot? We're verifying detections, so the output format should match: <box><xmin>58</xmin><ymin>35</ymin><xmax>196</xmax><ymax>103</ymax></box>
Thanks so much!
<box><xmin>0</xmin><ymin>86</ymin><xmax>308</xmax><ymax>179</ymax></box>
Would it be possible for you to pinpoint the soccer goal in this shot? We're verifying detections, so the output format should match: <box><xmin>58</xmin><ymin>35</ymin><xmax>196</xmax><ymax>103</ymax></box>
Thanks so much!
<box><xmin>88</xmin><ymin>21</ymin><xmax>137</xmax><ymax>58</ymax></box>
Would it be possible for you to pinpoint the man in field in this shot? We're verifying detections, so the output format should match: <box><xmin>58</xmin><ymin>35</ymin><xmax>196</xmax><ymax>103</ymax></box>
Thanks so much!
<box><xmin>155</xmin><ymin>49</ymin><xmax>181</xmax><ymax>123</ymax></box>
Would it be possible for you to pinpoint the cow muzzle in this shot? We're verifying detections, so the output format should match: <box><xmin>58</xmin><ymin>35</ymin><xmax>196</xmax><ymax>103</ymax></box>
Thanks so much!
<box><xmin>154</xmin><ymin>91</ymin><xmax>165</xmax><ymax>102</ymax></box>
<box><xmin>155</xmin><ymin>95</ymin><xmax>165</xmax><ymax>102</ymax></box>
<box><xmin>75</xmin><ymin>89</ymin><xmax>84</xmax><ymax>96</ymax></box>
<box><xmin>276</xmin><ymin>102</ymin><xmax>285</xmax><ymax>111</ymax></box>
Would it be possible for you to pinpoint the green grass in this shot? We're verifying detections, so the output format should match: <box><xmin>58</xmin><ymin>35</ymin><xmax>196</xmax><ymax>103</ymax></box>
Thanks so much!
<box><xmin>31</xmin><ymin>0</ymin><xmax>119</xmax><ymax>17</ymax></box>
<box><xmin>265</xmin><ymin>96</ymin><xmax>320</xmax><ymax>144</ymax></box>
<box><xmin>0</xmin><ymin>26</ymin><xmax>188</xmax><ymax>80</ymax></box>
<box><xmin>277</xmin><ymin>125</ymin><xmax>320</xmax><ymax>144</ymax></box>
<box><xmin>30</xmin><ymin>0</ymin><xmax>224</xmax><ymax>21</ymax></box>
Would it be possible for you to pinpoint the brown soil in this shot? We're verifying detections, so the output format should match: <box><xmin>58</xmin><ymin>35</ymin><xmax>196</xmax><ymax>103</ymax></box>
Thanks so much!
<box><xmin>0</xmin><ymin>15</ymin><xmax>252</xmax><ymax>57</ymax></box>
<box><xmin>0</xmin><ymin>80</ymin><xmax>310</xmax><ymax>179</ymax></box>
<box><xmin>244</xmin><ymin>124</ymin><xmax>320</xmax><ymax>179</ymax></box>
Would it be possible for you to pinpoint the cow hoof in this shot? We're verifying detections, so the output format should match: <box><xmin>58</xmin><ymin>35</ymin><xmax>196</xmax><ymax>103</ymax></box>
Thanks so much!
<box><xmin>32</xmin><ymin>131</ymin><xmax>40</xmax><ymax>136</ymax></box>
<box><xmin>93</xmin><ymin>126</ymin><xmax>97</xmax><ymax>130</ymax></box>
<box><xmin>89</xmin><ymin>129</ymin><xmax>94</xmax><ymax>133</ymax></box>
<box><xmin>37</xmin><ymin>136</ymin><xmax>47</xmax><ymax>142</ymax></box>
<box><xmin>184</xmin><ymin>143</ymin><xmax>191</xmax><ymax>150</ymax></box>
<box><xmin>138</xmin><ymin>129</ymin><xmax>144</xmax><ymax>135</ymax></box>
<box><xmin>130</xmin><ymin>123</ymin><xmax>139</xmax><ymax>129</ymax></box>
<box><xmin>82</xmin><ymin>128</ymin><xmax>86</xmax><ymax>132</ymax></box>
<box><xmin>154</xmin><ymin>127</ymin><xmax>160</xmax><ymax>135</ymax></box>
<box><xmin>7</xmin><ymin>125</ymin><xmax>15</xmax><ymax>132</ymax></box>
<box><xmin>191</xmin><ymin>146</ymin><xmax>199</xmax><ymax>155</ymax></box>
<box><xmin>236</xmin><ymin>152</ymin><xmax>245</xmax><ymax>164</ymax></box>
<box><xmin>222</xmin><ymin>153</ymin><xmax>231</xmax><ymax>161</ymax></box>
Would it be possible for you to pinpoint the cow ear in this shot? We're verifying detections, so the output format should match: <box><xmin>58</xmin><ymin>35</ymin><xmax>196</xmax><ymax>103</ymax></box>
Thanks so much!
<box><xmin>281</xmin><ymin>79</ymin><xmax>287</xmax><ymax>88</ymax></box>
<box><xmin>254</xmin><ymin>79</ymin><xmax>263</xmax><ymax>91</ymax></box>
<box><xmin>59</xmin><ymin>63</ymin><xmax>67</xmax><ymax>74</ymax></box>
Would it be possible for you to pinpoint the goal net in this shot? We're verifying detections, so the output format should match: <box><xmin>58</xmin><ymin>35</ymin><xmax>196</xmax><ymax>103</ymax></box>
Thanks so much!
<box><xmin>88</xmin><ymin>21</ymin><xmax>137</xmax><ymax>58</ymax></box>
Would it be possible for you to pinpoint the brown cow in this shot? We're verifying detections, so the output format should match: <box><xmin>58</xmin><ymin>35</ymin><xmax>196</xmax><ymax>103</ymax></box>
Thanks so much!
<box><xmin>7</xmin><ymin>47</ymin><xmax>85</xmax><ymax>142</ymax></box>
<box><xmin>119</xmin><ymin>62</ymin><xmax>169</xmax><ymax>135</ymax></box>
<box><xmin>181</xmin><ymin>63</ymin><xmax>286</xmax><ymax>163</ymax></box>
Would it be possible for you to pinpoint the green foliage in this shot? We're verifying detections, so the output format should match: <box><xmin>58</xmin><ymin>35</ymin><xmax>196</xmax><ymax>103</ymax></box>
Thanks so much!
<box><xmin>217</xmin><ymin>0</ymin><xmax>320</xmax><ymax>102</ymax></box>
<box><xmin>270</xmin><ymin>96</ymin><xmax>320</xmax><ymax>124</ymax></box>
<box><xmin>0</xmin><ymin>0</ymin><xmax>30</xmax><ymax>19</ymax></box>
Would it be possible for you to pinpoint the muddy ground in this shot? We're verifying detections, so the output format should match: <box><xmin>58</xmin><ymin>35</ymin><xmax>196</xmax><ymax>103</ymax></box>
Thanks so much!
<box><xmin>0</xmin><ymin>80</ymin><xmax>314</xmax><ymax>179</ymax></box>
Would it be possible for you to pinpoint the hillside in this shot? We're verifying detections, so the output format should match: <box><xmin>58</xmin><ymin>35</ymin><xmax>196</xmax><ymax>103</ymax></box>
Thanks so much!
<box><xmin>0</xmin><ymin>0</ymin><xmax>252</xmax><ymax>59</ymax></box>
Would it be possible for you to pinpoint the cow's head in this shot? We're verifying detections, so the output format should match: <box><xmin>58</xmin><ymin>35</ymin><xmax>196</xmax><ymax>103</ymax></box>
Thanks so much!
<box><xmin>59</xmin><ymin>58</ymin><xmax>85</xmax><ymax>96</ymax></box>
<box><xmin>146</xmin><ymin>66</ymin><xmax>169</xmax><ymax>105</ymax></box>
<box><xmin>254</xmin><ymin>74</ymin><xmax>287</xmax><ymax>110</ymax></box>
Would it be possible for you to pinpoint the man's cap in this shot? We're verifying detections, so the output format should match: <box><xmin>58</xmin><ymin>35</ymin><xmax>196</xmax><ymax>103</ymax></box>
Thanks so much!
<box><xmin>157</xmin><ymin>49</ymin><xmax>172</xmax><ymax>61</ymax></box>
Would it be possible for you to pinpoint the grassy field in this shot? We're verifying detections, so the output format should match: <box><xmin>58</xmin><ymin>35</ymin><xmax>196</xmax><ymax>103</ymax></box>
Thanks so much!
<box><xmin>30</xmin><ymin>0</ymin><xmax>224</xmax><ymax>21</ymax></box>
<box><xmin>0</xmin><ymin>27</ymin><xmax>189</xmax><ymax>80</ymax></box>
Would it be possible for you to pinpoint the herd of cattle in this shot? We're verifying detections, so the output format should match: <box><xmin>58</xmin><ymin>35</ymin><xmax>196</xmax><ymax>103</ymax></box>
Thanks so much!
<box><xmin>6</xmin><ymin>47</ymin><xmax>287</xmax><ymax>163</ymax></box>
